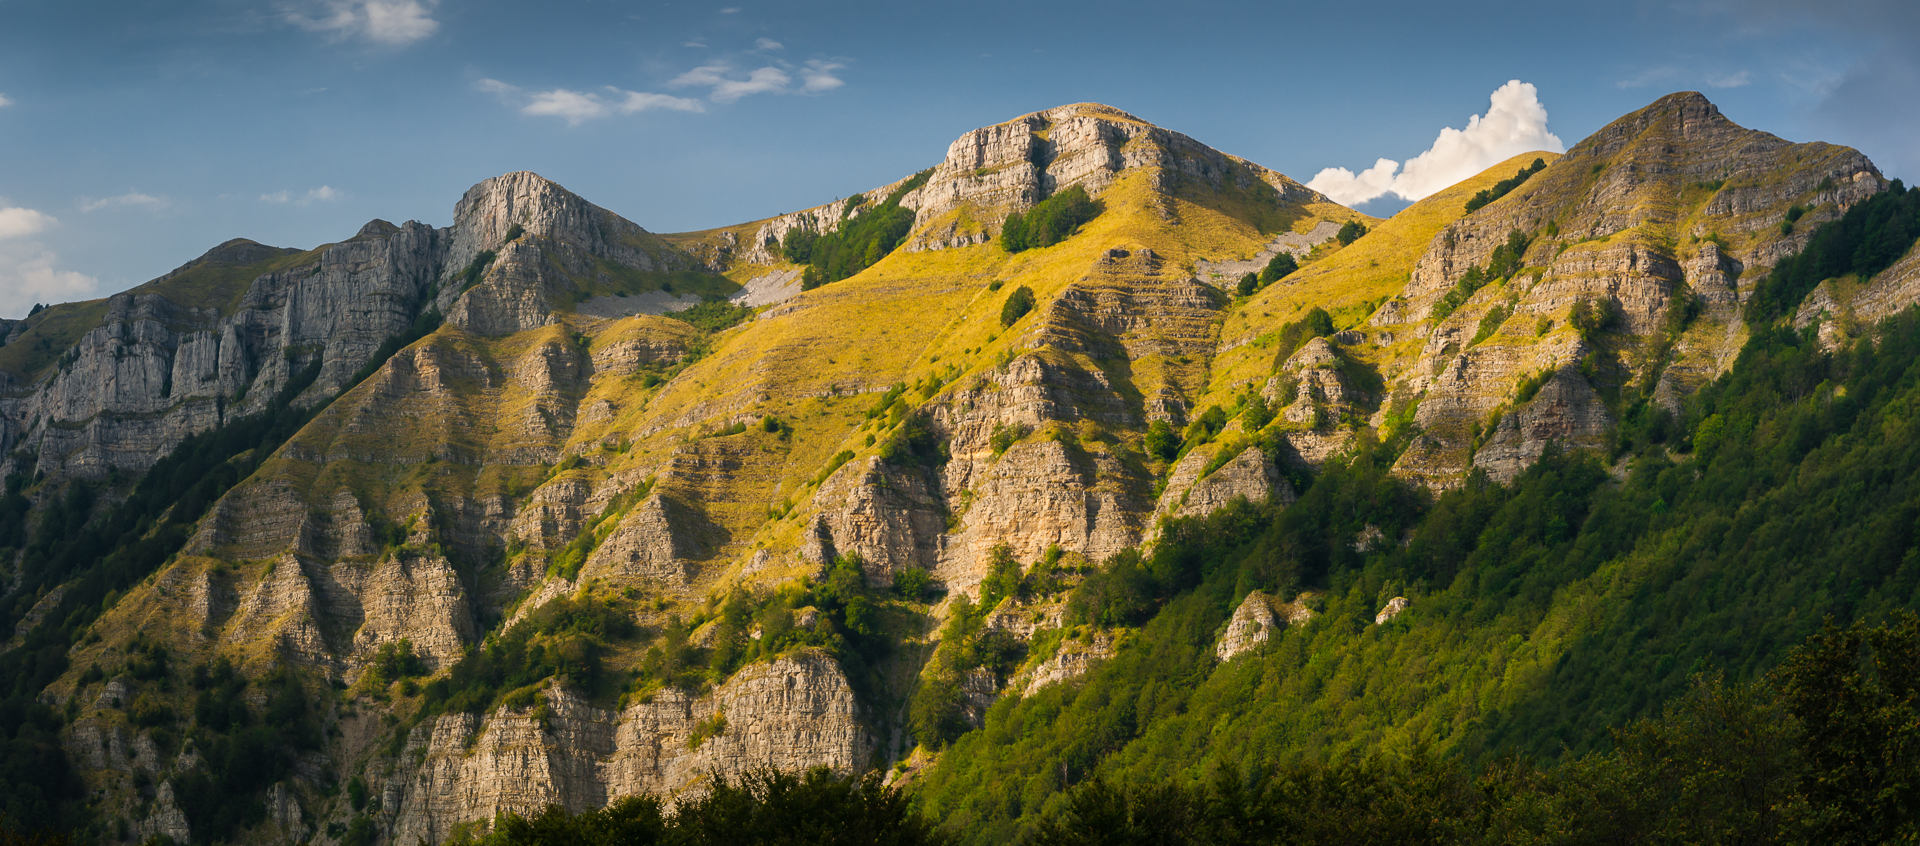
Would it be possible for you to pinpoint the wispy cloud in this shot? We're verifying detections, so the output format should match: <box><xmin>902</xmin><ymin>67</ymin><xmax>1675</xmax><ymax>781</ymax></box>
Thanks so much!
<box><xmin>480</xmin><ymin>79</ymin><xmax>704</xmax><ymax>126</ymax></box>
<box><xmin>0</xmin><ymin>205</ymin><xmax>95</xmax><ymax>317</ymax></box>
<box><xmin>683</xmin><ymin>39</ymin><xmax>708</xmax><ymax>48</ymax></box>
<box><xmin>719</xmin><ymin>7</ymin><xmax>740</xmax><ymax>13</ymax></box>
<box><xmin>755</xmin><ymin>37</ymin><xmax>784</xmax><ymax>51</ymax></box>
<box><xmin>669</xmin><ymin>59</ymin><xmax>844</xmax><ymax>102</ymax></box>
<box><xmin>1618</xmin><ymin>65</ymin><xmax>1752</xmax><ymax>89</ymax></box>
<box><xmin>0</xmin><ymin>94</ymin><xmax>12</xmax><ymax>108</ymax></box>
<box><xmin>1307</xmin><ymin>80</ymin><xmax>1566</xmax><ymax>207</ymax></box>
<box><xmin>261</xmin><ymin>186</ymin><xmax>342</xmax><ymax>205</ymax></box>
<box><xmin>289</xmin><ymin>0</ymin><xmax>439</xmax><ymax>46</ymax></box>
<box><xmin>81</xmin><ymin>192</ymin><xmax>169</xmax><ymax>213</ymax></box>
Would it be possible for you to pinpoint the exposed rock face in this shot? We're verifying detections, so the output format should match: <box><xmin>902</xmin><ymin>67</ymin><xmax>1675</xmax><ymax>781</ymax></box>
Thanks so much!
<box><xmin>1375</xmin><ymin>596</ymin><xmax>1410</xmax><ymax>625</ymax></box>
<box><xmin>1216</xmin><ymin>591</ymin><xmax>1317</xmax><ymax>661</ymax></box>
<box><xmin>1470</xmin><ymin>367</ymin><xmax>1613</xmax><ymax>483</ymax></box>
<box><xmin>138</xmin><ymin>780</ymin><xmax>193</xmax><ymax>845</ymax></box>
<box><xmin>580</xmin><ymin>493</ymin><xmax>701</xmax><ymax>588</ymax></box>
<box><xmin>387</xmin><ymin>651</ymin><xmax>867</xmax><ymax>846</ymax></box>
<box><xmin>808</xmin><ymin>458</ymin><xmax>947</xmax><ymax>587</ymax></box>
<box><xmin>1377</xmin><ymin>92</ymin><xmax>1886</xmax><ymax>486</ymax></box>
<box><xmin>0</xmin><ymin>222</ymin><xmax>442</xmax><ymax>482</ymax></box>
<box><xmin>902</xmin><ymin>104</ymin><xmax>1326</xmax><ymax>252</ymax></box>
<box><xmin>1154</xmin><ymin>445</ymin><xmax>1294</xmax><ymax>526</ymax></box>
<box><xmin>438</xmin><ymin>172</ymin><xmax>707</xmax><ymax>336</ymax></box>
<box><xmin>1017</xmin><ymin>631</ymin><xmax>1117</xmax><ymax>696</ymax></box>
<box><xmin>1216</xmin><ymin>591</ymin><xmax>1280</xmax><ymax>661</ymax></box>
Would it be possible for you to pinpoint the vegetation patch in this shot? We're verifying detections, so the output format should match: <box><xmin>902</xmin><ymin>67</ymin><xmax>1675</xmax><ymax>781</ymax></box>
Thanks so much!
<box><xmin>784</xmin><ymin>168</ymin><xmax>935</xmax><ymax>290</ymax></box>
<box><xmin>1463</xmin><ymin>157</ymin><xmax>1547</xmax><ymax>213</ymax></box>
<box><xmin>1001</xmin><ymin>185</ymin><xmax>1104</xmax><ymax>253</ymax></box>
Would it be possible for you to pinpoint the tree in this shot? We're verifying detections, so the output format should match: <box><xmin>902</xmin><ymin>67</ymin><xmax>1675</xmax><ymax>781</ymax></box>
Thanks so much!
<box><xmin>1259</xmin><ymin>252</ymin><xmax>1298</xmax><ymax>285</ymax></box>
<box><xmin>1337</xmin><ymin>220</ymin><xmax>1368</xmax><ymax>246</ymax></box>
<box><xmin>1000</xmin><ymin>286</ymin><xmax>1036</xmax><ymax>327</ymax></box>
<box><xmin>1236</xmin><ymin>272</ymin><xmax>1258</xmax><ymax>297</ymax></box>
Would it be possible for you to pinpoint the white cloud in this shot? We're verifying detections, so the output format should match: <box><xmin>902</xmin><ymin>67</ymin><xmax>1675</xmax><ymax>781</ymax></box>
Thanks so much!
<box><xmin>524</xmin><ymin>89</ymin><xmax>610</xmax><ymax>124</ymax></box>
<box><xmin>719</xmin><ymin>7</ymin><xmax>740</xmax><ymax>13</ymax></box>
<box><xmin>499</xmin><ymin>82</ymin><xmax>703</xmax><ymax>125</ymax></box>
<box><xmin>291</xmin><ymin>0</ymin><xmax>439</xmax><ymax>46</ymax></box>
<box><xmin>0</xmin><ymin>94</ymin><xmax>12</xmax><ymax>108</ymax></box>
<box><xmin>755</xmin><ymin>37</ymin><xmax>784</xmax><ymax>51</ymax></box>
<box><xmin>683</xmin><ymin>39</ymin><xmax>708</xmax><ymax>48</ymax></box>
<box><xmin>0</xmin><ymin>242</ymin><xmax>98</xmax><ymax>318</ymax></box>
<box><xmin>618</xmin><ymin>90</ymin><xmax>706</xmax><ymax>113</ymax></box>
<box><xmin>81</xmin><ymin>192</ymin><xmax>168</xmax><ymax>213</ymax></box>
<box><xmin>259</xmin><ymin>187</ymin><xmax>340</xmax><ymax>205</ymax></box>
<box><xmin>0</xmin><ymin>208</ymin><xmax>95</xmax><ymax>317</ymax></box>
<box><xmin>0</xmin><ymin>207</ymin><xmax>56</xmax><ymax>240</ymax></box>
<box><xmin>799</xmin><ymin>60</ymin><xmax>845</xmax><ymax>93</ymax></box>
<box><xmin>670</xmin><ymin>60</ymin><xmax>842</xmax><ymax>102</ymax></box>
<box><xmin>1707</xmin><ymin>70</ymin><xmax>1753</xmax><ymax>88</ymax></box>
<box><xmin>1307</xmin><ymin>80</ymin><xmax>1566</xmax><ymax>206</ymax></box>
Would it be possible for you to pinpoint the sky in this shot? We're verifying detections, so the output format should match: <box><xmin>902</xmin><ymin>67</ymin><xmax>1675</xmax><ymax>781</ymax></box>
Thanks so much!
<box><xmin>1</xmin><ymin>0</ymin><xmax>1916</xmax><ymax>319</ymax></box>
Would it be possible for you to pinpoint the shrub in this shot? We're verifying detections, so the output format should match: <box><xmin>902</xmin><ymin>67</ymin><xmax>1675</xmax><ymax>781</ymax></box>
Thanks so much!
<box><xmin>1259</xmin><ymin>251</ymin><xmax>1298</xmax><ymax>284</ymax></box>
<box><xmin>989</xmin><ymin>422</ymin><xmax>1031</xmax><ymax>455</ymax></box>
<box><xmin>893</xmin><ymin>567</ymin><xmax>934</xmax><ymax>602</ymax></box>
<box><xmin>1000</xmin><ymin>286</ymin><xmax>1036</xmax><ymax>327</ymax></box>
<box><xmin>1337</xmin><ymin>220</ymin><xmax>1369</xmax><ymax>246</ymax></box>
<box><xmin>1144</xmin><ymin>420</ymin><xmax>1179</xmax><ymax>462</ymax></box>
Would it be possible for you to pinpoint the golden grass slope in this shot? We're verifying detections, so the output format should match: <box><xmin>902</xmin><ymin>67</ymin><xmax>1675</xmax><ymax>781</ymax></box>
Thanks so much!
<box><xmin>1198</xmin><ymin>152</ymin><xmax>1563</xmax><ymax>411</ymax></box>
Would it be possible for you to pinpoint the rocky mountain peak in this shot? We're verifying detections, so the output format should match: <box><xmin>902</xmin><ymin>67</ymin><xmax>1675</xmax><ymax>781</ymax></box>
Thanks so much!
<box><xmin>437</xmin><ymin>171</ymin><xmax>706</xmax><ymax>334</ymax></box>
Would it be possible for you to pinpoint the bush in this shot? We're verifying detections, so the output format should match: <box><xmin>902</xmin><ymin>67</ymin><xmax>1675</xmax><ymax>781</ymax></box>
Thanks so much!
<box><xmin>1144</xmin><ymin>420</ymin><xmax>1179</xmax><ymax>462</ymax></box>
<box><xmin>1570</xmin><ymin>296</ymin><xmax>1617</xmax><ymax>342</ymax></box>
<box><xmin>1236</xmin><ymin>273</ymin><xmax>1258</xmax><ymax>297</ymax></box>
<box><xmin>989</xmin><ymin>422</ymin><xmax>1031</xmax><ymax>456</ymax></box>
<box><xmin>1336</xmin><ymin>220</ymin><xmax>1369</xmax><ymax>246</ymax></box>
<box><xmin>894</xmin><ymin>567</ymin><xmax>934</xmax><ymax>602</ymax></box>
<box><xmin>1000</xmin><ymin>286</ymin><xmax>1036</xmax><ymax>327</ymax></box>
<box><xmin>1259</xmin><ymin>251</ymin><xmax>1298</xmax><ymax>284</ymax></box>
<box><xmin>1002</xmin><ymin>186</ymin><xmax>1103</xmax><ymax>253</ymax></box>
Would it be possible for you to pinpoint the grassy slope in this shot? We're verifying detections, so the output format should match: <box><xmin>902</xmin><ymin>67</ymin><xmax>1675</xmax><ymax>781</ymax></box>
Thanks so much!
<box><xmin>1197</xmin><ymin>152</ymin><xmax>1563</xmax><ymax>414</ymax></box>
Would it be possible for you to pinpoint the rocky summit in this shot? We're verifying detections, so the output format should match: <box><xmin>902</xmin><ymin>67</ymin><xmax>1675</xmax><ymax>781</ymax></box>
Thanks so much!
<box><xmin>4</xmin><ymin>93</ymin><xmax>1919</xmax><ymax>845</ymax></box>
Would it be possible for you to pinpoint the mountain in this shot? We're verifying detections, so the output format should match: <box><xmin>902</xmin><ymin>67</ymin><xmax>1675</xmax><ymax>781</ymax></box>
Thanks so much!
<box><xmin>1</xmin><ymin>94</ymin><xmax>1917</xmax><ymax>844</ymax></box>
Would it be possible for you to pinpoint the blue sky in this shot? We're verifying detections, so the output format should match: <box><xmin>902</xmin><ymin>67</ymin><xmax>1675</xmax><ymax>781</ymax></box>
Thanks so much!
<box><xmin>1</xmin><ymin>0</ymin><xmax>1915</xmax><ymax>318</ymax></box>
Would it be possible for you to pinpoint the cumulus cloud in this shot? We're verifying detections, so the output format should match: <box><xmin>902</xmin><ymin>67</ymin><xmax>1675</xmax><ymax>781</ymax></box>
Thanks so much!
<box><xmin>482</xmin><ymin>79</ymin><xmax>703</xmax><ymax>125</ymax></box>
<box><xmin>1307</xmin><ymin>80</ymin><xmax>1566</xmax><ymax>207</ymax></box>
<box><xmin>670</xmin><ymin>60</ymin><xmax>843</xmax><ymax>102</ymax></box>
<box><xmin>0</xmin><ymin>244</ymin><xmax>98</xmax><ymax>318</ymax></box>
<box><xmin>0</xmin><ymin>207</ymin><xmax>56</xmax><ymax>240</ymax></box>
<box><xmin>0</xmin><ymin>207</ymin><xmax>95</xmax><ymax>317</ymax></box>
<box><xmin>0</xmin><ymin>94</ymin><xmax>12</xmax><ymax>108</ymax></box>
<box><xmin>260</xmin><ymin>187</ymin><xmax>341</xmax><ymax>205</ymax></box>
<box><xmin>291</xmin><ymin>0</ymin><xmax>439</xmax><ymax>46</ymax></box>
<box><xmin>80</xmin><ymin>192</ymin><xmax>168</xmax><ymax>213</ymax></box>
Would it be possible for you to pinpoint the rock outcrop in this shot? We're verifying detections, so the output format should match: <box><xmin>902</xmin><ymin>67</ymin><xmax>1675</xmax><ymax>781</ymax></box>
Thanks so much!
<box><xmin>386</xmin><ymin>651</ymin><xmax>867</xmax><ymax>846</ymax></box>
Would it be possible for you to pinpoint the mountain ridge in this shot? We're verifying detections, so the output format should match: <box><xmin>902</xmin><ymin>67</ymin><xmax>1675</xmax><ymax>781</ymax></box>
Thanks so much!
<box><xmin>1</xmin><ymin>92</ymin><xmax>1916</xmax><ymax>846</ymax></box>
